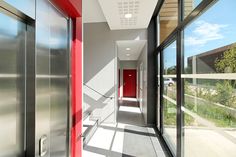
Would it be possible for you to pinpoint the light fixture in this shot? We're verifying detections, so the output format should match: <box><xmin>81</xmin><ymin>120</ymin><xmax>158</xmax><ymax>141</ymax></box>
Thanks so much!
<box><xmin>126</xmin><ymin>48</ymin><xmax>131</xmax><ymax>51</ymax></box>
<box><xmin>126</xmin><ymin>53</ymin><xmax>130</xmax><ymax>56</ymax></box>
<box><xmin>124</xmin><ymin>13</ymin><xmax>132</xmax><ymax>18</ymax></box>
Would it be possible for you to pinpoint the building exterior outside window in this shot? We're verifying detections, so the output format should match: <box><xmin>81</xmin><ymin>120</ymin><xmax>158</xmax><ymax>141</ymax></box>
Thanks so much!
<box><xmin>156</xmin><ymin>0</ymin><xmax>236</xmax><ymax>156</ymax></box>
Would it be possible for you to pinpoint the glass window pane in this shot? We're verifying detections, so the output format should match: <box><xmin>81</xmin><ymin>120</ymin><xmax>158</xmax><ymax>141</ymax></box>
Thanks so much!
<box><xmin>157</xmin><ymin>53</ymin><xmax>161</xmax><ymax>130</ymax></box>
<box><xmin>158</xmin><ymin>0</ymin><xmax>178</xmax><ymax>44</ymax></box>
<box><xmin>4</xmin><ymin>0</ymin><xmax>35</xmax><ymax>19</ymax></box>
<box><xmin>163</xmin><ymin>41</ymin><xmax>177</xmax><ymax>154</ymax></box>
<box><xmin>183</xmin><ymin>1</ymin><xmax>236</xmax><ymax>157</ymax></box>
<box><xmin>184</xmin><ymin>0</ymin><xmax>202</xmax><ymax>18</ymax></box>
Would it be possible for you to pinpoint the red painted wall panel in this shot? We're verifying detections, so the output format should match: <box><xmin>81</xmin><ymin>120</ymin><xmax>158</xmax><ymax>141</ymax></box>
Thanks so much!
<box><xmin>71</xmin><ymin>17</ymin><xmax>82</xmax><ymax>157</ymax></box>
<box><xmin>69</xmin><ymin>0</ymin><xmax>82</xmax><ymax>16</ymax></box>
<box><xmin>51</xmin><ymin>0</ymin><xmax>82</xmax><ymax>17</ymax></box>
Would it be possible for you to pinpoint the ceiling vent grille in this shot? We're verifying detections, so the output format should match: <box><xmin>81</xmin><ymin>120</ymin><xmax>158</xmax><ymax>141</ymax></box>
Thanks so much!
<box><xmin>118</xmin><ymin>0</ymin><xmax>139</xmax><ymax>26</ymax></box>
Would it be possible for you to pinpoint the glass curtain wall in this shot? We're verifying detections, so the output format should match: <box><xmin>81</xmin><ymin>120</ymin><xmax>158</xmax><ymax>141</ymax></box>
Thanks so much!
<box><xmin>183</xmin><ymin>0</ymin><xmax>236</xmax><ymax>156</ymax></box>
<box><xmin>157</xmin><ymin>53</ymin><xmax>161</xmax><ymax>130</ymax></box>
<box><xmin>156</xmin><ymin>0</ymin><xmax>236</xmax><ymax>156</ymax></box>
<box><xmin>163</xmin><ymin>41</ymin><xmax>177</xmax><ymax>154</ymax></box>
<box><xmin>158</xmin><ymin>0</ymin><xmax>178</xmax><ymax>44</ymax></box>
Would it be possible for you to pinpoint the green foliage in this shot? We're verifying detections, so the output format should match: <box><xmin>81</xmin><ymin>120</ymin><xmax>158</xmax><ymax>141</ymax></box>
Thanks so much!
<box><xmin>184</xmin><ymin>81</ymin><xmax>191</xmax><ymax>95</ymax></box>
<box><xmin>163</xmin><ymin>101</ymin><xmax>176</xmax><ymax>126</ymax></box>
<box><xmin>166</xmin><ymin>66</ymin><xmax>176</xmax><ymax>74</ymax></box>
<box><xmin>181</xmin><ymin>80</ymin><xmax>236</xmax><ymax>127</ymax></box>
<box><xmin>215</xmin><ymin>44</ymin><xmax>236</xmax><ymax>73</ymax></box>
<box><xmin>215</xmin><ymin>81</ymin><xmax>234</xmax><ymax>106</ymax></box>
<box><xmin>185</xmin><ymin>101</ymin><xmax>236</xmax><ymax>127</ymax></box>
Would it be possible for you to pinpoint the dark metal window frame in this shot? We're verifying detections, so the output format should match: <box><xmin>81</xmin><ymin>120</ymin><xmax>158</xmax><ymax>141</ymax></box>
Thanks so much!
<box><xmin>154</xmin><ymin>0</ymin><xmax>218</xmax><ymax>157</ymax></box>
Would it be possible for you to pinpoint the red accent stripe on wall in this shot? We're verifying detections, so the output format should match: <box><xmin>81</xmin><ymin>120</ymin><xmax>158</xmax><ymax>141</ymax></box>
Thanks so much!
<box><xmin>68</xmin><ymin>0</ymin><xmax>82</xmax><ymax>16</ymax></box>
<box><xmin>50</xmin><ymin>0</ymin><xmax>82</xmax><ymax>17</ymax></box>
<box><xmin>71</xmin><ymin>17</ymin><xmax>82</xmax><ymax>157</ymax></box>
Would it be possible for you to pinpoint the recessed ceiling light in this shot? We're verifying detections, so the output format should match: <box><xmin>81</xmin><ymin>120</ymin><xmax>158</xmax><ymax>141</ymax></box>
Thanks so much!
<box><xmin>126</xmin><ymin>53</ymin><xmax>130</xmax><ymax>56</ymax></box>
<box><xmin>124</xmin><ymin>13</ymin><xmax>132</xmax><ymax>18</ymax></box>
<box><xmin>126</xmin><ymin>48</ymin><xmax>131</xmax><ymax>51</ymax></box>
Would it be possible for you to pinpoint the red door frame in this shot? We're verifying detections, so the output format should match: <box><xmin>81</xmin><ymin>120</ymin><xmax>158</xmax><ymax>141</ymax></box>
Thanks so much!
<box><xmin>123</xmin><ymin>69</ymin><xmax>137</xmax><ymax>98</ymax></box>
<box><xmin>118</xmin><ymin>70</ymin><xmax>120</xmax><ymax>97</ymax></box>
<box><xmin>50</xmin><ymin>1</ymin><xmax>82</xmax><ymax>157</ymax></box>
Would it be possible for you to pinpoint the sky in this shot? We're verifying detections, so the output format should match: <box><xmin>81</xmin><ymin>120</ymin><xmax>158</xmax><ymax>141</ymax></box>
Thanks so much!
<box><xmin>165</xmin><ymin>0</ymin><xmax>236</xmax><ymax>69</ymax></box>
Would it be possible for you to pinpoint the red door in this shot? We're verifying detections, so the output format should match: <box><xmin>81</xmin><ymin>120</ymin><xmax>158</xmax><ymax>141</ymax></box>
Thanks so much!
<box><xmin>123</xmin><ymin>69</ymin><xmax>136</xmax><ymax>98</ymax></box>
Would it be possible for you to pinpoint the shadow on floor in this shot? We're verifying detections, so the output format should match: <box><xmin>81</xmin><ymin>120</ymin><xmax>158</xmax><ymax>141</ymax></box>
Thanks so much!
<box><xmin>83</xmin><ymin>99</ymin><xmax>169</xmax><ymax>157</ymax></box>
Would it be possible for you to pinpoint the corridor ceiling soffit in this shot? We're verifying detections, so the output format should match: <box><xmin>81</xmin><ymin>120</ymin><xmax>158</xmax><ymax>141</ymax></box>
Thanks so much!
<box><xmin>98</xmin><ymin>0</ymin><xmax>158</xmax><ymax>30</ymax></box>
<box><xmin>117</xmin><ymin>40</ymin><xmax>146</xmax><ymax>61</ymax></box>
<box><xmin>83</xmin><ymin>0</ymin><xmax>107</xmax><ymax>23</ymax></box>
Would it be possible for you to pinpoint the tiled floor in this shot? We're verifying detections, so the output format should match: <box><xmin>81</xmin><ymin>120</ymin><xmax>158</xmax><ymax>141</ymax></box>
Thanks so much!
<box><xmin>83</xmin><ymin>99</ymin><xmax>169</xmax><ymax>157</ymax></box>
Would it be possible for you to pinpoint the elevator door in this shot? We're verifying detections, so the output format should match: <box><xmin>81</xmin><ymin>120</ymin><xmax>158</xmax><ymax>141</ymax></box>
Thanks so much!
<box><xmin>0</xmin><ymin>11</ymin><xmax>26</xmax><ymax>157</ymax></box>
<box><xmin>49</xmin><ymin>5</ymin><xmax>69</xmax><ymax>157</ymax></box>
<box><xmin>35</xmin><ymin>0</ymin><xmax>69</xmax><ymax>156</ymax></box>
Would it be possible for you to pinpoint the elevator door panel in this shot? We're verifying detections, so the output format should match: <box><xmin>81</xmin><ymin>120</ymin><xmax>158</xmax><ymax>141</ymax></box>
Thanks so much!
<box><xmin>35</xmin><ymin>0</ymin><xmax>51</xmax><ymax>157</ymax></box>
<box><xmin>0</xmin><ymin>12</ymin><xmax>26</xmax><ymax>157</ymax></box>
<box><xmin>49</xmin><ymin>5</ymin><xmax>69</xmax><ymax>157</ymax></box>
<box><xmin>35</xmin><ymin>0</ymin><xmax>69</xmax><ymax>156</ymax></box>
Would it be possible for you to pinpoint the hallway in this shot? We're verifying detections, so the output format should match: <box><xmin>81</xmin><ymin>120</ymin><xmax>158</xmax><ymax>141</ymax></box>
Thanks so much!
<box><xmin>83</xmin><ymin>99</ymin><xmax>169</xmax><ymax>157</ymax></box>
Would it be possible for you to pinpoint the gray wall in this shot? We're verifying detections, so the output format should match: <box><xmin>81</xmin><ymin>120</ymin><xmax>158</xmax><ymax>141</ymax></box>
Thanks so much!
<box><xmin>83</xmin><ymin>22</ymin><xmax>147</xmax><ymax>123</ymax></box>
<box><xmin>120</xmin><ymin>60</ymin><xmax>137</xmax><ymax>69</ymax></box>
<box><xmin>137</xmin><ymin>44</ymin><xmax>148</xmax><ymax>123</ymax></box>
<box><xmin>119</xmin><ymin>60</ymin><xmax>137</xmax><ymax>98</ymax></box>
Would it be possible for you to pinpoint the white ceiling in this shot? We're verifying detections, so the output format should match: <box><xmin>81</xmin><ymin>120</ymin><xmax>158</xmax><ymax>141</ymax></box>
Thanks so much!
<box><xmin>83</xmin><ymin>0</ymin><xmax>158</xmax><ymax>30</ymax></box>
<box><xmin>117</xmin><ymin>40</ymin><xmax>146</xmax><ymax>61</ymax></box>
<box><xmin>82</xmin><ymin>0</ymin><xmax>107</xmax><ymax>23</ymax></box>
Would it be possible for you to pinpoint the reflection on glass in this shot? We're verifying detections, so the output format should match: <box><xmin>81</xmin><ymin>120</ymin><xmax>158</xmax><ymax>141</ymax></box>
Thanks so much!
<box><xmin>158</xmin><ymin>0</ymin><xmax>178</xmax><ymax>44</ymax></box>
<box><xmin>157</xmin><ymin>53</ymin><xmax>161</xmax><ymax>130</ymax></box>
<box><xmin>183</xmin><ymin>0</ymin><xmax>236</xmax><ymax>156</ymax></box>
<box><xmin>163</xmin><ymin>41</ymin><xmax>177</xmax><ymax>154</ymax></box>
<box><xmin>5</xmin><ymin>0</ymin><xmax>35</xmax><ymax>18</ymax></box>
<box><xmin>184</xmin><ymin>0</ymin><xmax>202</xmax><ymax>18</ymax></box>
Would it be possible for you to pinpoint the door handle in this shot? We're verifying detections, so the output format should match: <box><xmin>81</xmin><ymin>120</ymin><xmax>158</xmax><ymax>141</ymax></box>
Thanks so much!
<box><xmin>39</xmin><ymin>135</ymin><xmax>48</xmax><ymax>157</ymax></box>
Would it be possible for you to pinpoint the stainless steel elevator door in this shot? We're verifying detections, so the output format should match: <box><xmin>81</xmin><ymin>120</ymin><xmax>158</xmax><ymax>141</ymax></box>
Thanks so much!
<box><xmin>0</xmin><ymin>12</ymin><xmax>26</xmax><ymax>157</ymax></box>
<box><xmin>49</xmin><ymin>5</ymin><xmax>69</xmax><ymax>157</ymax></box>
<box><xmin>35</xmin><ymin>0</ymin><xmax>69</xmax><ymax>156</ymax></box>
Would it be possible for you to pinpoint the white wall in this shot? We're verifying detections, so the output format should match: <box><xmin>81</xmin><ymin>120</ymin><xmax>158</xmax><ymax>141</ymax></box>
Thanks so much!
<box><xmin>137</xmin><ymin>44</ymin><xmax>148</xmax><ymax>123</ymax></box>
<box><xmin>83</xmin><ymin>22</ymin><xmax>147</xmax><ymax>123</ymax></box>
<box><xmin>119</xmin><ymin>60</ymin><xmax>137</xmax><ymax>98</ymax></box>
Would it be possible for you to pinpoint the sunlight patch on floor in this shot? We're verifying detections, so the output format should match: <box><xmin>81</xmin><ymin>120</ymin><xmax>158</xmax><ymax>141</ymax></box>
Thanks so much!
<box><xmin>82</xmin><ymin>150</ymin><xmax>105</xmax><ymax>157</ymax></box>
<box><xmin>119</xmin><ymin>106</ymin><xmax>141</xmax><ymax>113</ymax></box>
<box><xmin>87</xmin><ymin>127</ymin><xmax>115</xmax><ymax>150</ymax></box>
<box><xmin>120</xmin><ymin>97</ymin><xmax>138</xmax><ymax>101</ymax></box>
<box><xmin>111</xmin><ymin>131</ymin><xmax>125</xmax><ymax>153</ymax></box>
<box><xmin>83</xmin><ymin>100</ymin><xmax>167</xmax><ymax>157</ymax></box>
